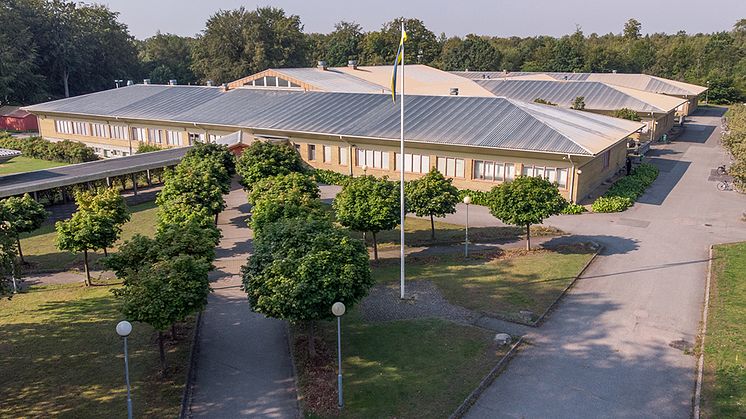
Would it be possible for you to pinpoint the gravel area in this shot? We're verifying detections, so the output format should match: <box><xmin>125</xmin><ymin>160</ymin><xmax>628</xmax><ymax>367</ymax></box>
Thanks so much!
<box><xmin>360</xmin><ymin>281</ymin><xmax>480</xmax><ymax>325</ymax></box>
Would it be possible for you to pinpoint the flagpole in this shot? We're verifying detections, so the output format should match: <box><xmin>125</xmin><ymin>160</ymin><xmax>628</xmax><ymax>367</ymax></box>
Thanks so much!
<box><xmin>399</xmin><ymin>19</ymin><xmax>406</xmax><ymax>300</ymax></box>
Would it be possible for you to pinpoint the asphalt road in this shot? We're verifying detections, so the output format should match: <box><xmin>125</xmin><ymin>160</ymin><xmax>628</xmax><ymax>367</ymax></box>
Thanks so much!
<box><xmin>463</xmin><ymin>107</ymin><xmax>746</xmax><ymax>418</ymax></box>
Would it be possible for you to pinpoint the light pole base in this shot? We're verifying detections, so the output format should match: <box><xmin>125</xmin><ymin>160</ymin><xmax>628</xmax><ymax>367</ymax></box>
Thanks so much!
<box><xmin>338</xmin><ymin>373</ymin><xmax>343</xmax><ymax>408</ymax></box>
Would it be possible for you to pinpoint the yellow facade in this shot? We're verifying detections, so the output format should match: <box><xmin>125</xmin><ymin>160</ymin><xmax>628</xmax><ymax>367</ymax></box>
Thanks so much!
<box><xmin>35</xmin><ymin>112</ymin><xmax>628</xmax><ymax>203</ymax></box>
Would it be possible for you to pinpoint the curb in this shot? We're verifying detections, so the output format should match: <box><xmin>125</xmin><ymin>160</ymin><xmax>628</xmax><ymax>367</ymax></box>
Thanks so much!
<box><xmin>449</xmin><ymin>337</ymin><xmax>525</xmax><ymax>419</ymax></box>
<box><xmin>693</xmin><ymin>245</ymin><xmax>714</xmax><ymax>419</ymax></box>
<box><xmin>284</xmin><ymin>323</ymin><xmax>303</xmax><ymax>419</ymax></box>
<box><xmin>178</xmin><ymin>310</ymin><xmax>204</xmax><ymax>419</ymax></box>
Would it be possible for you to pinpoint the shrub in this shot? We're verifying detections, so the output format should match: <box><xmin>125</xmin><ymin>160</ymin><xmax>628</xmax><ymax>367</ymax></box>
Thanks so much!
<box><xmin>0</xmin><ymin>136</ymin><xmax>97</xmax><ymax>163</ymax></box>
<box><xmin>312</xmin><ymin>169</ymin><xmax>350</xmax><ymax>186</ymax></box>
<box><xmin>136</xmin><ymin>143</ymin><xmax>163</xmax><ymax>153</ymax></box>
<box><xmin>613</xmin><ymin>108</ymin><xmax>642</xmax><ymax>121</ymax></box>
<box><xmin>591</xmin><ymin>196</ymin><xmax>633</xmax><ymax>212</ymax></box>
<box><xmin>457</xmin><ymin>189</ymin><xmax>492</xmax><ymax>206</ymax></box>
<box><xmin>561</xmin><ymin>202</ymin><xmax>587</xmax><ymax>214</ymax></box>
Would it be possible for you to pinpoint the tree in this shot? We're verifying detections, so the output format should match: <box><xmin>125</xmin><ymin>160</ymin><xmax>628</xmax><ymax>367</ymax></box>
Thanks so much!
<box><xmin>0</xmin><ymin>2</ymin><xmax>44</xmax><ymax>104</ymax></box>
<box><xmin>156</xmin><ymin>162</ymin><xmax>227</xmax><ymax>226</ymax></box>
<box><xmin>488</xmin><ymin>176</ymin><xmax>567</xmax><ymax>250</ymax></box>
<box><xmin>75</xmin><ymin>188</ymin><xmax>130</xmax><ymax>255</ymax></box>
<box><xmin>334</xmin><ymin>175</ymin><xmax>399</xmax><ymax>260</ymax></box>
<box><xmin>0</xmin><ymin>207</ymin><xmax>18</xmax><ymax>297</ymax></box>
<box><xmin>438</xmin><ymin>34</ymin><xmax>502</xmax><ymax>71</ymax></box>
<box><xmin>571</xmin><ymin>96</ymin><xmax>586</xmax><ymax>110</ymax></box>
<box><xmin>138</xmin><ymin>32</ymin><xmax>196</xmax><ymax>85</ymax></box>
<box><xmin>324</xmin><ymin>21</ymin><xmax>363</xmax><ymax>66</ymax></box>
<box><xmin>136</xmin><ymin>143</ymin><xmax>162</xmax><ymax>153</ymax></box>
<box><xmin>56</xmin><ymin>210</ymin><xmax>117</xmax><ymax>286</ymax></box>
<box><xmin>248</xmin><ymin>173</ymin><xmax>324</xmax><ymax>233</ymax></box>
<box><xmin>360</xmin><ymin>18</ymin><xmax>440</xmax><ymax>65</ymax></box>
<box><xmin>405</xmin><ymin>168</ymin><xmax>459</xmax><ymax>239</ymax></box>
<box><xmin>534</xmin><ymin>98</ymin><xmax>557</xmax><ymax>106</ymax></box>
<box><xmin>623</xmin><ymin>19</ymin><xmax>642</xmax><ymax>40</ymax></box>
<box><xmin>184</xmin><ymin>142</ymin><xmax>236</xmax><ymax>176</ymax></box>
<box><xmin>113</xmin><ymin>255</ymin><xmax>211</xmax><ymax>373</ymax></box>
<box><xmin>235</xmin><ymin>141</ymin><xmax>305</xmax><ymax>187</ymax></box>
<box><xmin>613</xmin><ymin>108</ymin><xmax>642</xmax><ymax>121</ymax></box>
<box><xmin>191</xmin><ymin>6</ymin><xmax>308</xmax><ymax>83</ymax></box>
<box><xmin>1</xmin><ymin>193</ymin><xmax>47</xmax><ymax>264</ymax></box>
<box><xmin>242</xmin><ymin>215</ymin><xmax>372</xmax><ymax>357</ymax></box>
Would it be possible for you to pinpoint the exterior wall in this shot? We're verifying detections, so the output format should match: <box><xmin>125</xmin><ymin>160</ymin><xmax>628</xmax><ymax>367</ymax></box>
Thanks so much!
<box><xmin>574</xmin><ymin>140</ymin><xmax>628</xmax><ymax>201</ymax></box>
<box><xmin>33</xmin><ymin>112</ymin><xmax>632</xmax><ymax>202</ymax></box>
<box><xmin>0</xmin><ymin>115</ymin><xmax>38</xmax><ymax>131</ymax></box>
<box><xmin>590</xmin><ymin>109</ymin><xmax>674</xmax><ymax>142</ymax></box>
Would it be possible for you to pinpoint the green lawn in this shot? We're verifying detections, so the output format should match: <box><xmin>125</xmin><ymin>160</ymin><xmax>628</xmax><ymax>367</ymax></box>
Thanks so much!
<box><xmin>19</xmin><ymin>201</ymin><xmax>158</xmax><ymax>273</ymax></box>
<box><xmin>373</xmin><ymin>244</ymin><xmax>596</xmax><ymax>323</ymax></box>
<box><xmin>295</xmin><ymin>311</ymin><xmax>501</xmax><ymax>419</ymax></box>
<box><xmin>703</xmin><ymin>242</ymin><xmax>746</xmax><ymax>418</ymax></box>
<box><xmin>0</xmin><ymin>156</ymin><xmax>68</xmax><ymax>175</ymax></box>
<box><xmin>0</xmin><ymin>282</ymin><xmax>193</xmax><ymax>417</ymax></box>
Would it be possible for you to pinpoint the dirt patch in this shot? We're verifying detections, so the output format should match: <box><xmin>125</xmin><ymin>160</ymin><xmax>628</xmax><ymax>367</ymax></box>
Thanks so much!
<box><xmin>292</xmin><ymin>333</ymin><xmax>339</xmax><ymax>417</ymax></box>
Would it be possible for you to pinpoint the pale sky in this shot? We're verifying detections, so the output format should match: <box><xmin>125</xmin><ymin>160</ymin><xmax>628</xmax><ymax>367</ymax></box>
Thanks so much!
<box><xmin>103</xmin><ymin>0</ymin><xmax>746</xmax><ymax>40</ymax></box>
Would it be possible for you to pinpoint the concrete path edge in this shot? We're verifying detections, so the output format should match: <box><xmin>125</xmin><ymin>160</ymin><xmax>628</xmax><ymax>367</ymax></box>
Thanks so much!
<box><xmin>284</xmin><ymin>323</ymin><xmax>303</xmax><ymax>419</ymax></box>
<box><xmin>449</xmin><ymin>336</ymin><xmax>525</xmax><ymax>419</ymax></box>
<box><xmin>179</xmin><ymin>311</ymin><xmax>204</xmax><ymax>419</ymax></box>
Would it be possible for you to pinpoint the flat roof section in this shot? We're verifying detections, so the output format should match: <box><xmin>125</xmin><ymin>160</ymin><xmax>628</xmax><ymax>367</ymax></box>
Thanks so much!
<box><xmin>0</xmin><ymin>146</ymin><xmax>188</xmax><ymax>198</ymax></box>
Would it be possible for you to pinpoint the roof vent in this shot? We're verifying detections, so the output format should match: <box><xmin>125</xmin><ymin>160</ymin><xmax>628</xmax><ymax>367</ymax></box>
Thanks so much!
<box><xmin>612</xmin><ymin>70</ymin><xmax>617</xmax><ymax>74</ymax></box>
<box><xmin>450</xmin><ymin>88</ymin><xmax>459</xmax><ymax>96</ymax></box>
<box><xmin>221</xmin><ymin>83</ymin><xmax>229</xmax><ymax>92</ymax></box>
<box><xmin>348</xmin><ymin>60</ymin><xmax>358</xmax><ymax>69</ymax></box>
<box><xmin>168</xmin><ymin>79</ymin><xmax>177</xmax><ymax>86</ymax></box>
<box><xmin>143</xmin><ymin>79</ymin><xmax>151</xmax><ymax>85</ymax></box>
<box><xmin>206</xmin><ymin>80</ymin><xmax>214</xmax><ymax>87</ymax></box>
<box><xmin>126</xmin><ymin>80</ymin><xmax>134</xmax><ymax>86</ymax></box>
<box><xmin>317</xmin><ymin>60</ymin><xmax>328</xmax><ymax>70</ymax></box>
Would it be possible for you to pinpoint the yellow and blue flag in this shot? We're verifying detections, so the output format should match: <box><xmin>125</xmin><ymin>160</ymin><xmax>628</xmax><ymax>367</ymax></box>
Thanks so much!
<box><xmin>391</xmin><ymin>29</ymin><xmax>408</xmax><ymax>102</ymax></box>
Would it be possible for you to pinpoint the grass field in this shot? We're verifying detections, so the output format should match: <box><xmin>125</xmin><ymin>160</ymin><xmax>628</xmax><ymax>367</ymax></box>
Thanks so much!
<box><xmin>0</xmin><ymin>282</ymin><xmax>193</xmax><ymax>417</ymax></box>
<box><xmin>373</xmin><ymin>244</ymin><xmax>596</xmax><ymax>323</ymax></box>
<box><xmin>19</xmin><ymin>201</ymin><xmax>158</xmax><ymax>273</ymax></box>
<box><xmin>295</xmin><ymin>311</ymin><xmax>501</xmax><ymax>419</ymax></box>
<box><xmin>0</xmin><ymin>156</ymin><xmax>68</xmax><ymax>175</ymax></box>
<box><xmin>703</xmin><ymin>242</ymin><xmax>746</xmax><ymax>418</ymax></box>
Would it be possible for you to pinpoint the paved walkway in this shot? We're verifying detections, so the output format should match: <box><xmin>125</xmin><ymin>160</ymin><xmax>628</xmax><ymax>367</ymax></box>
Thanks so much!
<box><xmin>463</xmin><ymin>107</ymin><xmax>746</xmax><ymax>418</ymax></box>
<box><xmin>188</xmin><ymin>180</ymin><xmax>299</xmax><ymax>418</ymax></box>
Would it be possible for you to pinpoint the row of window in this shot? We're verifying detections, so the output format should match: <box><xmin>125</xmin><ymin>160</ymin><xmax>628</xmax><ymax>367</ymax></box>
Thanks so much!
<box><xmin>53</xmin><ymin>119</ymin><xmax>224</xmax><ymax>146</ymax></box>
<box><xmin>246</xmin><ymin>76</ymin><xmax>301</xmax><ymax>88</ymax></box>
<box><xmin>306</xmin><ymin>144</ymin><xmax>349</xmax><ymax>166</ymax></box>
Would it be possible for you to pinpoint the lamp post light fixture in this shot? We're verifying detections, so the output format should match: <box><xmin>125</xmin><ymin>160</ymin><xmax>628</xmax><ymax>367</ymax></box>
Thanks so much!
<box><xmin>463</xmin><ymin>196</ymin><xmax>471</xmax><ymax>257</ymax></box>
<box><xmin>116</xmin><ymin>320</ymin><xmax>134</xmax><ymax>419</ymax></box>
<box><xmin>331</xmin><ymin>302</ymin><xmax>346</xmax><ymax>409</ymax></box>
<box><xmin>361</xmin><ymin>164</ymin><xmax>368</xmax><ymax>174</ymax></box>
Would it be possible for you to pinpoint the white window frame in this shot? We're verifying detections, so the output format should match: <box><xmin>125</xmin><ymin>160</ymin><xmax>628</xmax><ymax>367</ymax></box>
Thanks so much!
<box><xmin>339</xmin><ymin>146</ymin><xmax>348</xmax><ymax>165</ymax></box>
<box><xmin>148</xmin><ymin>128</ymin><xmax>163</xmax><ymax>144</ymax></box>
<box><xmin>72</xmin><ymin>121</ymin><xmax>90</xmax><ymax>136</ymax></box>
<box><xmin>166</xmin><ymin>130</ymin><xmax>182</xmax><ymax>146</ymax></box>
<box><xmin>473</xmin><ymin>159</ymin><xmax>506</xmax><ymax>182</ymax></box>
<box><xmin>111</xmin><ymin>125</ymin><xmax>128</xmax><ymax>140</ymax></box>
<box><xmin>91</xmin><ymin>123</ymin><xmax>109</xmax><ymax>138</ymax></box>
<box><xmin>356</xmin><ymin>148</ymin><xmax>389</xmax><ymax>169</ymax></box>
<box><xmin>396</xmin><ymin>153</ymin><xmax>431</xmax><ymax>174</ymax></box>
<box><xmin>436</xmin><ymin>156</ymin><xmax>464</xmax><ymax>178</ymax></box>
<box><xmin>55</xmin><ymin>120</ymin><xmax>73</xmax><ymax>134</ymax></box>
<box><xmin>323</xmin><ymin>145</ymin><xmax>332</xmax><ymax>163</ymax></box>
<box><xmin>308</xmin><ymin>144</ymin><xmax>316</xmax><ymax>161</ymax></box>
<box><xmin>131</xmin><ymin>127</ymin><xmax>147</xmax><ymax>142</ymax></box>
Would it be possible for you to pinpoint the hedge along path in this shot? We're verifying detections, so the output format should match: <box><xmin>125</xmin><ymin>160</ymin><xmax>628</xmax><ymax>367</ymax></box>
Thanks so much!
<box><xmin>591</xmin><ymin>163</ymin><xmax>659</xmax><ymax>213</ymax></box>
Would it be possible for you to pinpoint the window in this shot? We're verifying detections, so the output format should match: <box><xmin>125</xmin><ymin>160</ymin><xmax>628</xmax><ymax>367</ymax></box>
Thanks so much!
<box><xmin>188</xmin><ymin>132</ymin><xmax>205</xmax><ymax>145</ymax></box>
<box><xmin>253</xmin><ymin>77</ymin><xmax>265</xmax><ymax>86</ymax></box>
<box><xmin>308</xmin><ymin>144</ymin><xmax>316</xmax><ymax>161</ymax></box>
<box><xmin>396</xmin><ymin>153</ymin><xmax>431</xmax><ymax>174</ymax></box>
<box><xmin>265</xmin><ymin>76</ymin><xmax>277</xmax><ymax>87</ymax></box>
<box><xmin>294</xmin><ymin>144</ymin><xmax>301</xmax><ymax>153</ymax></box>
<box><xmin>148</xmin><ymin>129</ymin><xmax>163</xmax><ymax>144</ymax></box>
<box><xmin>518</xmin><ymin>164</ymin><xmax>569</xmax><ymax>189</ymax></box>
<box><xmin>54</xmin><ymin>120</ymin><xmax>73</xmax><ymax>134</ymax></box>
<box><xmin>111</xmin><ymin>125</ymin><xmax>128</xmax><ymax>140</ymax></box>
<box><xmin>208</xmin><ymin>134</ymin><xmax>222</xmax><ymax>143</ymax></box>
<box><xmin>131</xmin><ymin>127</ymin><xmax>147</xmax><ymax>142</ymax></box>
<box><xmin>602</xmin><ymin>150</ymin><xmax>611</xmax><ymax>169</ymax></box>
<box><xmin>323</xmin><ymin>145</ymin><xmax>332</xmax><ymax>163</ymax></box>
<box><xmin>339</xmin><ymin>147</ymin><xmax>348</xmax><ymax>165</ymax></box>
<box><xmin>521</xmin><ymin>165</ymin><xmax>533</xmax><ymax>177</ymax></box>
<box><xmin>436</xmin><ymin>157</ymin><xmax>464</xmax><ymax>178</ymax></box>
<box><xmin>72</xmin><ymin>121</ymin><xmax>90</xmax><ymax>136</ymax></box>
<box><xmin>356</xmin><ymin>148</ymin><xmax>389</xmax><ymax>169</ymax></box>
<box><xmin>473</xmin><ymin>160</ymin><xmax>506</xmax><ymax>181</ymax></box>
<box><xmin>505</xmin><ymin>163</ymin><xmax>516</xmax><ymax>180</ymax></box>
<box><xmin>278</xmin><ymin>78</ymin><xmax>289</xmax><ymax>87</ymax></box>
<box><xmin>91</xmin><ymin>123</ymin><xmax>108</xmax><ymax>138</ymax></box>
<box><xmin>166</xmin><ymin>130</ymin><xmax>182</xmax><ymax>146</ymax></box>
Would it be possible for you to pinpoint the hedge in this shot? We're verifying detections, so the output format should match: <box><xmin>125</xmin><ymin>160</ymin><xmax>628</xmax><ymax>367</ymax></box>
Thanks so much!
<box><xmin>592</xmin><ymin>163</ymin><xmax>659</xmax><ymax>212</ymax></box>
<box><xmin>312</xmin><ymin>168</ymin><xmax>352</xmax><ymax>186</ymax></box>
<box><xmin>0</xmin><ymin>135</ymin><xmax>98</xmax><ymax>164</ymax></box>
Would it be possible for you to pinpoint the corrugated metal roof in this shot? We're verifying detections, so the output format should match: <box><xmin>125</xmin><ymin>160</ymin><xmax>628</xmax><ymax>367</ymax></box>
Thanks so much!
<box><xmin>475</xmin><ymin>79</ymin><xmax>683</xmax><ymax>113</ymax></box>
<box><xmin>335</xmin><ymin>65</ymin><xmax>495</xmax><ymax>97</ymax></box>
<box><xmin>25</xmin><ymin>85</ymin><xmax>645</xmax><ymax>156</ymax></box>
<box><xmin>453</xmin><ymin>71</ymin><xmax>707</xmax><ymax>96</ymax></box>
<box><xmin>271</xmin><ymin>68</ymin><xmax>387</xmax><ymax>93</ymax></box>
<box><xmin>0</xmin><ymin>148</ymin><xmax>21</xmax><ymax>163</ymax></box>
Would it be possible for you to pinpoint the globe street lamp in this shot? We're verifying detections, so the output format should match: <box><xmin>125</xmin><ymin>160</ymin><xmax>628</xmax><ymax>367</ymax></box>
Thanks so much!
<box><xmin>116</xmin><ymin>320</ymin><xmax>134</xmax><ymax>419</ymax></box>
<box><xmin>332</xmin><ymin>302</ymin><xmax>346</xmax><ymax>409</ymax></box>
<box><xmin>463</xmin><ymin>196</ymin><xmax>471</xmax><ymax>258</ymax></box>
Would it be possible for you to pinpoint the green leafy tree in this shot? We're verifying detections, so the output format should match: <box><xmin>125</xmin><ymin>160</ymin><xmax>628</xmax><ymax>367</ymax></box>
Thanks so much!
<box><xmin>235</xmin><ymin>141</ymin><xmax>305</xmax><ymax>187</ymax></box>
<box><xmin>157</xmin><ymin>163</ymin><xmax>226</xmax><ymax>226</ymax></box>
<box><xmin>438</xmin><ymin>34</ymin><xmax>502</xmax><ymax>71</ymax></box>
<box><xmin>138</xmin><ymin>32</ymin><xmax>196</xmax><ymax>85</ymax></box>
<box><xmin>360</xmin><ymin>18</ymin><xmax>440</xmax><ymax>65</ymax></box>
<box><xmin>113</xmin><ymin>255</ymin><xmax>211</xmax><ymax>373</ymax></box>
<box><xmin>248</xmin><ymin>173</ymin><xmax>324</xmax><ymax>233</ymax></box>
<box><xmin>136</xmin><ymin>143</ymin><xmax>163</xmax><ymax>153</ymax></box>
<box><xmin>56</xmin><ymin>210</ymin><xmax>117</xmax><ymax>286</ymax></box>
<box><xmin>0</xmin><ymin>2</ymin><xmax>44</xmax><ymax>104</ymax></box>
<box><xmin>623</xmin><ymin>18</ymin><xmax>642</xmax><ymax>40</ymax></box>
<box><xmin>405</xmin><ymin>168</ymin><xmax>459</xmax><ymax>239</ymax></box>
<box><xmin>2</xmin><ymin>193</ymin><xmax>47</xmax><ymax>264</ymax></box>
<box><xmin>191</xmin><ymin>6</ymin><xmax>308</xmax><ymax>83</ymax></box>
<box><xmin>75</xmin><ymin>188</ymin><xmax>130</xmax><ymax>255</ymax></box>
<box><xmin>488</xmin><ymin>176</ymin><xmax>567</xmax><ymax>250</ymax></box>
<box><xmin>534</xmin><ymin>98</ymin><xmax>557</xmax><ymax>106</ymax></box>
<box><xmin>324</xmin><ymin>21</ymin><xmax>364</xmax><ymax>66</ymax></box>
<box><xmin>334</xmin><ymin>175</ymin><xmax>399</xmax><ymax>260</ymax></box>
<box><xmin>184</xmin><ymin>142</ymin><xmax>236</xmax><ymax>175</ymax></box>
<box><xmin>242</xmin><ymin>215</ymin><xmax>372</xmax><ymax>357</ymax></box>
<box><xmin>571</xmin><ymin>96</ymin><xmax>586</xmax><ymax>110</ymax></box>
<box><xmin>0</xmin><ymin>209</ymin><xmax>19</xmax><ymax>298</ymax></box>
<box><xmin>613</xmin><ymin>108</ymin><xmax>642</xmax><ymax>121</ymax></box>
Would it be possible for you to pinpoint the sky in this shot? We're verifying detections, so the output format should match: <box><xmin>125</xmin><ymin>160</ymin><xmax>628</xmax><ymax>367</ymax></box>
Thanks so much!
<box><xmin>103</xmin><ymin>0</ymin><xmax>746</xmax><ymax>40</ymax></box>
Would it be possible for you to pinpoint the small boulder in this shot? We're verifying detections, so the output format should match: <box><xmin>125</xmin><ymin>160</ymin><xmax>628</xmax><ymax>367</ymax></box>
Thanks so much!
<box><xmin>493</xmin><ymin>333</ymin><xmax>512</xmax><ymax>346</ymax></box>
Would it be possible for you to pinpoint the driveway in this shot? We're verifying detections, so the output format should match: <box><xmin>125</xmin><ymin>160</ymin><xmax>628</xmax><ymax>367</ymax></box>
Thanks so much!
<box><xmin>463</xmin><ymin>107</ymin><xmax>746</xmax><ymax>418</ymax></box>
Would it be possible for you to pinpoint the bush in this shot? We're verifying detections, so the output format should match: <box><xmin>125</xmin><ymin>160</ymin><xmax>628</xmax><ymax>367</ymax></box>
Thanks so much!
<box><xmin>612</xmin><ymin>108</ymin><xmax>642</xmax><ymax>121</ymax></box>
<box><xmin>136</xmin><ymin>143</ymin><xmax>163</xmax><ymax>153</ymax></box>
<box><xmin>0</xmin><ymin>136</ymin><xmax>98</xmax><ymax>163</ymax></box>
<box><xmin>561</xmin><ymin>202</ymin><xmax>587</xmax><ymax>214</ymax></box>
<box><xmin>457</xmin><ymin>189</ymin><xmax>492</xmax><ymax>206</ymax></box>
<box><xmin>591</xmin><ymin>196</ymin><xmax>633</xmax><ymax>212</ymax></box>
<box><xmin>313</xmin><ymin>169</ymin><xmax>350</xmax><ymax>186</ymax></box>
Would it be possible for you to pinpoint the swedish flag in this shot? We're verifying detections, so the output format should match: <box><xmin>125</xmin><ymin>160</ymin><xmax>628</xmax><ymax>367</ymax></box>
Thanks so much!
<box><xmin>391</xmin><ymin>28</ymin><xmax>408</xmax><ymax>102</ymax></box>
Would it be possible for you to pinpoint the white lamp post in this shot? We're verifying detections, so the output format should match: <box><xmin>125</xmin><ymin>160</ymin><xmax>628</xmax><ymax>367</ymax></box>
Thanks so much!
<box><xmin>463</xmin><ymin>196</ymin><xmax>471</xmax><ymax>257</ymax></box>
<box><xmin>361</xmin><ymin>164</ymin><xmax>368</xmax><ymax>174</ymax></box>
<box><xmin>331</xmin><ymin>302</ymin><xmax>346</xmax><ymax>409</ymax></box>
<box><xmin>116</xmin><ymin>320</ymin><xmax>134</xmax><ymax>419</ymax></box>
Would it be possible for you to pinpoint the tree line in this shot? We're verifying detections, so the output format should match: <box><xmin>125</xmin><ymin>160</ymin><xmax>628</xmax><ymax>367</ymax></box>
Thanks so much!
<box><xmin>1</xmin><ymin>1</ymin><xmax>744</xmax><ymax>105</ymax></box>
